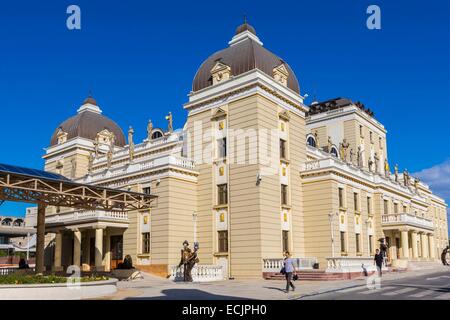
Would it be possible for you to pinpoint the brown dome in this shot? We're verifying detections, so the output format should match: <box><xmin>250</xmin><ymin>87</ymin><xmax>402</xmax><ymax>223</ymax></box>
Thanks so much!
<box><xmin>50</xmin><ymin>109</ymin><xmax>126</xmax><ymax>147</ymax></box>
<box><xmin>192</xmin><ymin>24</ymin><xmax>300</xmax><ymax>94</ymax></box>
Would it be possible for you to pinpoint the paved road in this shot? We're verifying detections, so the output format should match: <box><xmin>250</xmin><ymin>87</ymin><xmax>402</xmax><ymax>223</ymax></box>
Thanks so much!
<box><xmin>297</xmin><ymin>270</ymin><xmax>450</xmax><ymax>300</ymax></box>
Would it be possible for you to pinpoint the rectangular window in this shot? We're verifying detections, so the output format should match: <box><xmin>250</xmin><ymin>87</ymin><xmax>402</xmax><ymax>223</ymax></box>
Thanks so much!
<box><xmin>367</xmin><ymin>197</ymin><xmax>372</xmax><ymax>214</ymax></box>
<box><xmin>356</xmin><ymin>233</ymin><xmax>361</xmax><ymax>253</ymax></box>
<box><xmin>403</xmin><ymin>205</ymin><xmax>407</xmax><ymax>213</ymax></box>
<box><xmin>359</xmin><ymin>125</ymin><xmax>363</xmax><ymax>136</ymax></box>
<box><xmin>370</xmin><ymin>131</ymin><xmax>373</xmax><ymax>143</ymax></box>
<box><xmin>142</xmin><ymin>187</ymin><xmax>151</xmax><ymax>195</ymax></box>
<box><xmin>338</xmin><ymin>188</ymin><xmax>344</xmax><ymax>208</ymax></box>
<box><xmin>141</xmin><ymin>232</ymin><xmax>150</xmax><ymax>254</ymax></box>
<box><xmin>282</xmin><ymin>230</ymin><xmax>289</xmax><ymax>252</ymax></box>
<box><xmin>281</xmin><ymin>184</ymin><xmax>288</xmax><ymax>205</ymax></box>
<box><xmin>280</xmin><ymin>139</ymin><xmax>287</xmax><ymax>159</ymax></box>
<box><xmin>217</xmin><ymin>184</ymin><xmax>228</xmax><ymax>205</ymax></box>
<box><xmin>394</xmin><ymin>203</ymin><xmax>399</xmax><ymax>214</ymax></box>
<box><xmin>379</xmin><ymin>137</ymin><xmax>382</xmax><ymax>148</ymax></box>
<box><xmin>218</xmin><ymin>137</ymin><xmax>227</xmax><ymax>158</ymax></box>
<box><xmin>340</xmin><ymin>231</ymin><xmax>346</xmax><ymax>253</ymax></box>
<box><xmin>369</xmin><ymin>235</ymin><xmax>373</xmax><ymax>254</ymax></box>
<box><xmin>218</xmin><ymin>230</ymin><xmax>228</xmax><ymax>252</ymax></box>
<box><xmin>353</xmin><ymin>193</ymin><xmax>359</xmax><ymax>212</ymax></box>
<box><xmin>384</xmin><ymin>200</ymin><xmax>389</xmax><ymax>214</ymax></box>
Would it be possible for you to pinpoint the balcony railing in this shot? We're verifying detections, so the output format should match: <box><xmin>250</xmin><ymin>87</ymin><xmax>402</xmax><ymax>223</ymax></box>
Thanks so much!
<box><xmin>262</xmin><ymin>257</ymin><xmax>318</xmax><ymax>272</ymax></box>
<box><xmin>381</xmin><ymin>213</ymin><xmax>434</xmax><ymax>230</ymax></box>
<box><xmin>169</xmin><ymin>265</ymin><xmax>224</xmax><ymax>282</ymax></box>
<box><xmin>46</xmin><ymin>210</ymin><xmax>128</xmax><ymax>225</ymax></box>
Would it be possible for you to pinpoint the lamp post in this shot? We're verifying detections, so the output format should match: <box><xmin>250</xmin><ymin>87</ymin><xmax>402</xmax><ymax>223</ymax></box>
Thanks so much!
<box><xmin>365</xmin><ymin>219</ymin><xmax>371</xmax><ymax>256</ymax></box>
<box><xmin>328</xmin><ymin>212</ymin><xmax>338</xmax><ymax>258</ymax></box>
<box><xmin>192</xmin><ymin>211</ymin><xmax>198</xmax><ymax>243</ymax></box>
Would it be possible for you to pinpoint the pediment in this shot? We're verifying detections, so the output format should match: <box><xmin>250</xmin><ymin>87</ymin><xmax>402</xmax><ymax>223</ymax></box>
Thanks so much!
<box><xmin>211</xmin><ymin>108</ymin><xmax>227</xmax><ymax>120</ymax></box>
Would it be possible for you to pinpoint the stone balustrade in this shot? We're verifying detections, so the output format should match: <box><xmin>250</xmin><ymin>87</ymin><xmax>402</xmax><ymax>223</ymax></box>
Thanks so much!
<box><xmin>169</xmin><ymin>265</ymin><xmax>224</xmax><ymax>282</ymax></box>
<box><xmin>381</xmin><ymin>213</ymin><xmax>434</xmax><ymax>230</ymax></box>
<box><xmin>262</xmin><ymin>257</ymin><xmax>318</xmax><ymax>272</ymax></box>
<box><xmin>46</xmin><ymin>210</ymin><xmax>128</xmax><ymax>225</ymax></box>
<box><xmin>326</xmin><ymin>257</ymin><xmax>377</xmax><ymax>273</ymax></box>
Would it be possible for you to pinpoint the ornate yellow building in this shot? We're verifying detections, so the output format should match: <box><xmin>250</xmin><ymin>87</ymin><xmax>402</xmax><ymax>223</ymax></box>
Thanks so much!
<box><xmin>42</xmin><ymin>23</ymin><xmax>448</xmax><ymax>279</ymax></box>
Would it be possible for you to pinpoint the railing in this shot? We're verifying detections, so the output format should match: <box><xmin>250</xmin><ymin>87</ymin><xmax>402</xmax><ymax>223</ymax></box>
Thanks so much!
<box><xmin>326</xmin><ymin>257</ymin><xmax>377</xmax><ymax>273</ymax></box>
<box><xmin>0</xmin><ymin>267</ymin><xmax>36</xmax><ymax>276</ymax></box>
<box><xmin>46</xmin><ymin>210</ymin><xmax>128</xmax><ymax>224</ymax></box>
<box><xmin>381</xmin><ymin>213</ymin><xmax>434</xmax><ymax>230</ymax></box>
<box><xmin>262</xmin><ymin>257</ymin><xmax>318</xmax><ymax>272</ymax></box>
<box><xmin>169</xmin><ymin>265</ymin><xmax>224</xmax><ymax>282</ymax></box>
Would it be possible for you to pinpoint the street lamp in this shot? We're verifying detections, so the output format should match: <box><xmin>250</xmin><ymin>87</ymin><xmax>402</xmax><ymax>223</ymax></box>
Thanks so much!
<box><xmin>328</xmin><ymin>212</ymin><xmax>338</xmax><ymax>258</ymax></box>
<box><xmin>192</xmin><ymin>211</ymin><xmax>198</xmax><ymax>243</ymax></box>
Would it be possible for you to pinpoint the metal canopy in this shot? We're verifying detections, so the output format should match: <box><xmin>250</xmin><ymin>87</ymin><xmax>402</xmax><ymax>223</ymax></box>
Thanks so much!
<box><xmin>0</xmin><ymin>163</ymin><xmax>156</xmax><ymax>212</ymax></box>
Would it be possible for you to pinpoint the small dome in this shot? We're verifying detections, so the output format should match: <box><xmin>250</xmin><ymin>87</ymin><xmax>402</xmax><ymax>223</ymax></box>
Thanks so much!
<box><xmin>235</xmin><ymin>22</ymin><xmax>256</xmax><ymax>35</ymax></box>
<box><xmin>50</xmin><ymin>97</ymin><xmax>126</xmax><ymax>147</ymax></box>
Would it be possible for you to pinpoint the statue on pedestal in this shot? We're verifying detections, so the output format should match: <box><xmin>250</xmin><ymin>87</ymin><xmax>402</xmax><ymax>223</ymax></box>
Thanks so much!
<box><xmin>88</xmin><ymin>151</ymin><xmax>94</xmax><ymax>173</ymax></box>
<box><xmin>177</xmin><ymin>240</ymin><xmax>199</xmax><ymax>282</ymax></box>
<box><xmin>166</xmin><ymin>112</ymin><xmax>173</xmax><ymax>133</ymax></box>
<box><xmin>327</xmin><ymin>136</ymin><xmax>332</xmax><ymax>153</ymax></box>
<box><xmin>374</xmin><ymin>153</ymin><xmax>379</xmax><ymax>173</ymax></box>
<box><xmin>313</xmin><ymin>131</ymin><xmax>319</xmax><ymax>148</ymax></box>
<box><xmin>341</xmin><ymin>139</ymin><xmax>350</xmax><ymax>162</ymax></box>
<box><xmin>147</xmin><ymin>119</ymin><xmax>153</xmax><ymax>141</ymax></box>
<box><xmin>384</xmin><ymin>159</ymin><xmax>390</xmax><ymax>178</ymax></box>
<box><xmin>357</xmin><ymin>146</ymin><xmax>362</xmax><ymax>167</ymax></box>
<box><xmin>394</xmin><ymin>164</ymin><xmax>399</xmax><ymax>182</ymax></box>
<box><xmin>93</xmin><ymin>140</ymin><xmax>99</xmax><ymax>158</ymax></box>
<box><xmin>403</xmin><ymin>169</ymin><xmax>410</xmax><ymax>186</ymax></box>
<box><xmin>128</xmin><ymin>126</ymin><xmax>135</xmax><ymax>161</ymax></box>
<box><xmin>349</xmin><ymin>148</ymin><xmax>354</xmax><ymax>164</ymax></box>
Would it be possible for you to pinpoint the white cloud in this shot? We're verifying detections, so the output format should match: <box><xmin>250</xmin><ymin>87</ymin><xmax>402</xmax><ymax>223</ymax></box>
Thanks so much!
<box><xmin>414</xmin><ymin>159</ymin><xmax>450</xmax><ymax>201</ymax></box>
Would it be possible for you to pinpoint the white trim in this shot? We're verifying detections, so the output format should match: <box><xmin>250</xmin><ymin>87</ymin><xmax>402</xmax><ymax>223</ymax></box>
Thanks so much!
<box><xmin>228</xmin><ymin>30</ymin><xmax>263</xmax><ymax>46</ymax></box>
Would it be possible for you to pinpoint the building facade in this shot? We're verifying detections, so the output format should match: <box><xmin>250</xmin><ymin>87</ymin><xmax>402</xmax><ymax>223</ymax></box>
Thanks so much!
<box><xmin>42</xmin><ymin>23</ymin><xmax>448</xmax><ymax>278</ymax></box>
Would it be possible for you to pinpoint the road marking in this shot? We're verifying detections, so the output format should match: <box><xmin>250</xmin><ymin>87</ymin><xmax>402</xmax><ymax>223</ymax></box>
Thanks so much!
<box><xmin>382</xmin><ymin>287</ymin><xmax>416</xmax><ymax>296</ymax></box>
<box><xmin>337</xmin><ymin>287</ymin><xmax>365</xmax><ymax>293</ymax></box>
<box><xmin>360</xmin><ymin>286</ymin><xmax>395</xmax><ymax>294</ymax></box>
<box><xmin>435</xmin><ymin>292</ymin><xmax>450</xmax><ymax>300</ymax></box>
<box><xmin>409</xmin><ymin>290</ymin><xmax>435</xmax><ymax>298</ymax></box>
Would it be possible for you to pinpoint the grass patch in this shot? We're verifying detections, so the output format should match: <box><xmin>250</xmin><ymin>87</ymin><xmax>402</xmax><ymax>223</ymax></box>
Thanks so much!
<box><xmin>0</xmin><ymin>274</ymin><xmax>109</xmax><ymax>285</ymax></box>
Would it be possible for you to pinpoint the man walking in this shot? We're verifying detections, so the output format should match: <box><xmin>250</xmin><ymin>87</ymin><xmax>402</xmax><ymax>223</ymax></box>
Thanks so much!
<box><xmin>441</xmin><ymin>246</ymin><xmax>449</xmax><ymax>266</ymax></box>
<box><xmin>374</xmin><ymin>249</ymin><xmax>384</xmax><ymax>277</ymax></box>
<box><xmin>283</xmin><ymin>251</ymin><xmax>296</xmax><ymax>293</ymax></box>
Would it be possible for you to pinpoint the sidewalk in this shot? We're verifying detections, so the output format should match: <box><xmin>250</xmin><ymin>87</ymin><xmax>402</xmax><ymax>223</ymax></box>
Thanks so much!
<box><xmin>103</xmin><ymin>265</ymin><xmax>449</xmax><ymax>300</ymax></box>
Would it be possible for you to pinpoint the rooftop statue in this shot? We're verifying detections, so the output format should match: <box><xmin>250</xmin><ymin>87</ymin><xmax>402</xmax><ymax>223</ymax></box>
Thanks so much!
<box><xmin>147</xmin><ymin>119</ymin><xmax>153</xmax><ymax>141</ymax></box>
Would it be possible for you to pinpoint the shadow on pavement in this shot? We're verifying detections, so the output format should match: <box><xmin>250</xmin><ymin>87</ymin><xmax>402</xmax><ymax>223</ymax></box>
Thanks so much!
<box><xmin>124</xmin><ymin>289</ymin><xmax>251</xmax><ymax>300</ymax></box>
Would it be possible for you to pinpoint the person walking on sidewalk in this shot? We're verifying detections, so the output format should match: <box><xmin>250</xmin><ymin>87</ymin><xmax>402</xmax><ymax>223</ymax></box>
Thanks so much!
<box><xmin>283</xmin><ymin>251</ymin><xmax>296</xmax><ymax>293</ymax></box>
<box><xmin>374</xmin><ymin>249</ymin><xmax>384</xmax><ymax>277</ymax></box>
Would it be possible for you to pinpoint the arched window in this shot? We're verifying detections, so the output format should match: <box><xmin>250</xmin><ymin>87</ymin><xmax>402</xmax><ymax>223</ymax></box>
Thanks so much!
<box><xmin>151</xmin><ymin>130</ymin><xmax>163</xmax><ymax>139</ymax></box>
<box><xmin>307</xmin><ymin>135</ymin><xmax>316</xmax><ymax>147</ymax></box>
<box><xmin>13</xmin><ymin>219</ymin><xmax>24</xmax><ymax>227</ymax></box>
<box><xmin>330</xmin><ymin>146</ymin><xmax>339</xmax><ymax>158</ymax></box>
<box><xmin>1</xmin><ymin>218</ymin><xmax>12</xmax><ymax>226</ymax></box>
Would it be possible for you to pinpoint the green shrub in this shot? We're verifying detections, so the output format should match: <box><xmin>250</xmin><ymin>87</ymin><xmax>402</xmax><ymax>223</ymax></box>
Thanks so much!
<box><xmin>0</xmin><ymin>274</ymin><xmax>109</xmax><ymax>285</ymax></box>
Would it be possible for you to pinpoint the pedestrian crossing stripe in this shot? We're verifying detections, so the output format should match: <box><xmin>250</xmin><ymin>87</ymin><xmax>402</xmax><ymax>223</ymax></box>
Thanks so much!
<box><xmin>382</xmin><ymin>287</ymin><xmax>416</xmax><ymax>296</ymax></box>
<box><xmin>409</xmin><ymin>290</ymin><xmax>434</xmax><ymax>298</ymax></box>
<box><xmin>360</xmin><ymin>286</ymin><xmax>395</xmax><ymax>294</ymax></box>
<box><xmin>435</xmin><ymin>292</ymin><xmax>450</xmax><ymax>300</ymax></box>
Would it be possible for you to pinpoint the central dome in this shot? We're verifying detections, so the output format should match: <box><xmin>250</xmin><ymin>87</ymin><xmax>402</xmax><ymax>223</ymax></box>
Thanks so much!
<box><xmin>192</xmin><ymin>23</ymin><xmax>300</xmax><ymax>94</ymax></box>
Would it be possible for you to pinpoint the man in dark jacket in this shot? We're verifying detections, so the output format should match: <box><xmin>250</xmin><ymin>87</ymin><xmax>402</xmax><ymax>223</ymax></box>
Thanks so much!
<box><xmin>441</xmin><ymin>246</ymin><xmax>449</xmax><ymax>266</ymax></box>
<box><xmin>374</xmin><ymin>249</ymin><xmax>384</xmax><ymax>277</ymax></box>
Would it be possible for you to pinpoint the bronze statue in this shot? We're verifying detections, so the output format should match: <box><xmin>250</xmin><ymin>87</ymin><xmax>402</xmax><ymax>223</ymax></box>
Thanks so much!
<box><xmin>178</xmin><ymin>240</ymin><xmax>199</xmax><ymax>282</ymax></box>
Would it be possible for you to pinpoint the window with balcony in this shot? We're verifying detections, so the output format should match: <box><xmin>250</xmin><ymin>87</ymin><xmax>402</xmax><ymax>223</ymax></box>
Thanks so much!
<box><xmin>142</xmin><ymin>187</ymin><xmax>151</xmax><ymax>195</ymax></box>
<box><xmin>218</xmin><ymin>230</ymin><xmax>228</xmax><ymax>253</ymax></box>
<box><xmin>281</xmin><ymin>184</ymin><xmax>288</xmax><ymax>205</ymax></box>
<box><xmin>141</xmin><ymin>232</ymin><xmax>150</xmax><ymax>254</ymax></box>
<box><xmin>217</xmin><ymin>184</ymin><xmax>228</xmax><ymax>205</ymax></box>
<box><xmin>338</xmin><ymin>188</ymin><xmax>344</xmax><ymax>208</ymax></box>
<box><xmin>280</xmin><ymin>139</ymin><xmax>287</xmax><ymax>159</ymax></box>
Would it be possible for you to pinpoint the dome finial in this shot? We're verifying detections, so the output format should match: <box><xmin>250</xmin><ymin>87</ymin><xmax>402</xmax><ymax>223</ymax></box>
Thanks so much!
<box><xmin>243</xmin><ymin>14</ymin><xmax>247</xmax><ymax>24</ymax></box>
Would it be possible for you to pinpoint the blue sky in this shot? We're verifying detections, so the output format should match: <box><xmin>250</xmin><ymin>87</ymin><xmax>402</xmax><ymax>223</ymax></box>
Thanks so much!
<box><xmin>0</xmin><ymin>0</ymin><xmax>449</xmax><ymax>219</ymax></box>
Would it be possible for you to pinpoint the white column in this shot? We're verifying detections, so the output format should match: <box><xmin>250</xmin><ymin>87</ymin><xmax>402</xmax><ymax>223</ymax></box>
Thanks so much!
<box><xmin>401</xmin><ymin>229</ymin><xmax>409</xmax><ymax>259</ymax></box>
<box><xmin>95</xmin><ymin>228</ymin><xmax>104</xmax><ymax>271</ymax></box>
<box><xmin>428</xmin><ymin>234</ymin><xmax>436</xmax><ymax>260</ymax></box>
<box><xmin>103</xmin><ymin>231</ymin><xmax>111</xmax><ymax>272</ymax></box>
<box><xmin>421</xmin><ymin>233</ymin><xmax>429</xmax><ymax>259</ymax></box>
<box><xmin>411</xmin><ymin>231</ymin><xmax>419</xmax><ymax>259</ymax></box>
<box><xmin>73</xmin><ymin>229</ymin><xmax>82</xmax><ymax>266</ymax></box>
<box><xmin>53</xmin><ymin>231</ymin><xmax>63</xmax><ymax>271</ymax></box>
